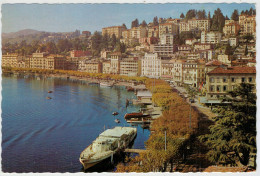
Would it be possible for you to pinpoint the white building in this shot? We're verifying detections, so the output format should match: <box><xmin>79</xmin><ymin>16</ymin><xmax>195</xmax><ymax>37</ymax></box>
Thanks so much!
<box><xmin>160</xmin><ymin>33</ymin><xmax>174</xmax><ymax>45</ymax></box>
<box><xmin>201</xmin><ymin>31</ymin><xmax>222</xmax><ymax>44</ymax></box>
<box><xmin>141</xmin><ymin>53</ymin><xmax>161</xmax><ymax>78</ymax></box>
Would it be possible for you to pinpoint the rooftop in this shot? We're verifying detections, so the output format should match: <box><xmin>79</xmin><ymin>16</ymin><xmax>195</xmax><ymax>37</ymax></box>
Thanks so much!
<box><xmin>206</xmin><ymin>60</ymin><xmax>227</xmax><ymax>66</ymax></box>
<box><xmin>208</xmin><ymin>67</ymin><xmax>256</xmax><ymax>74</ymax></box>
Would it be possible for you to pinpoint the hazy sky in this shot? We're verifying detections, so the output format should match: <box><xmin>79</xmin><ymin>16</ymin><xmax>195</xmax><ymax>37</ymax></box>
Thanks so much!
<box><xmin>2</xmin><ymin>3</ymin><xmax>255</xmax><ymax>33</ymax></box>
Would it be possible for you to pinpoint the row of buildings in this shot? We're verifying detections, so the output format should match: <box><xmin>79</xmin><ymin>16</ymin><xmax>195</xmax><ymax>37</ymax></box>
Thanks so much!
<box><xmin>2</xmin><ymin>50</ymin><xmax>256</xmax><ymax>103</ymax></box>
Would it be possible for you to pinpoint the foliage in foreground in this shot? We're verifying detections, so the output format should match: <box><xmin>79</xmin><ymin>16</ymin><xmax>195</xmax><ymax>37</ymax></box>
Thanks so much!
<box><xmin>199</xmin><ymin>83</ymin><xmax>256</xmax><ymax>167</ymax></box>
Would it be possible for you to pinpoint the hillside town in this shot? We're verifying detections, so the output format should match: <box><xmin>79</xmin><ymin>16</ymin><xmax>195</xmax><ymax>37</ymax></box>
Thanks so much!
<box><xmin>2</xmin><ymin>6</ymin><xmax>257</xmax><ymax>172</ymax></box>
<box><xmin>2</xmin><ymin>8</ymin><xmax>256</xmax><ymax>105</ymax></box>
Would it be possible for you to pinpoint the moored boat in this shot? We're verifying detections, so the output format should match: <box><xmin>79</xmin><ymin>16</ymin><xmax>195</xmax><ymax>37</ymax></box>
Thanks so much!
<box><xmin>112</xmin><ymin>112</ymin><xmax>119</xmax><ymax>116</ymax></box>
<box><xmin>99</xmin><ymin>82</ymin><xmax>113</xmax><ymax>87</ymax></box>
<box><xmin>79</xmin><ymin>127</ymin><xmax>137</xmax><ymax>170</ymax></box>
<box><xmin>124</xmin><ymin>112</ymin><xmax>150</xmax><ymax>120</ymax></box>
<box><xmin>115</xmin><ymin>119</ymin><xmax>120</xmax><ymax>123</ymax></box>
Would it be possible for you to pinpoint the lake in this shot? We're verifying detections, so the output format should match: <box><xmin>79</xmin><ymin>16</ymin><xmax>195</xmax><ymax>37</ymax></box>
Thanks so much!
<box><xmin>1</xmin><ymin>75</ymin><xmax>150</xmax><ymax>172</ymax></box>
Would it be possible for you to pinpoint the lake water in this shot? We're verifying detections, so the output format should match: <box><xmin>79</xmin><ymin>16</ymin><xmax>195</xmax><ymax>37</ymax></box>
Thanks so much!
<box><xmin>1</xmin><ymin>75</ymin><xmax>150</xmax><ymax>172</ymax></box>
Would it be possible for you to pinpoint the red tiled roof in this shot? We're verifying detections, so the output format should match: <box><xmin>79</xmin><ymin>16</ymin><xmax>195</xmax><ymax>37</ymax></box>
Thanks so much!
<box><xmin>206</xmin><ymin>60</ymin><xmax>227</xmax><ymax>66</ymax></box>
<box><xmin>208</xmin><ymin>67</ymin><xmax>256</xmax><ymax>74</ymax></box>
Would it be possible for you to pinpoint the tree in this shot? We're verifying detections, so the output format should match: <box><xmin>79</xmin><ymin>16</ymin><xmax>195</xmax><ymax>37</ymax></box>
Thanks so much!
<box><xmin>185</xmin><ymin>9</ymin><xmax>196</xmax><ymax>20</ymax></box>
<box><xmin>141</xmin><ymin>20</ymin><xmax>147</xmax><ymax>27</ymax></box>
<box><xmin>244</xmin><ymin>45</ymin><xmax>248</xmax><ymax>56</ymax></box>
<box><xmin>199</xmin><ymin>83</ymin><xmax>256</xmax><ymax>166</ymax></box>
<box><xmin>91</xmin><ymin>31</ymin><xmax>103</xmax><ymax>56</ymax></box>
<box><xmin>211</xmin><ymin>8</ymin><xmax>225</xmax><ymax>32</ymax></box>
<box><xmin>225</xmin><ymin>44</ymin><xmax>233</xmax><ymax>55</ymax></box>
<box><xmin>111</xmin><ymin>34</ymin><xmax>117</xmax><ymax>49</ymax></box>
<box><xmin>180</xmin><ymin>13</ymin><xmax>185</xmax><ymax>19</ymax></box>
<box><xmin>208</xmin><ymin>11</ymin><xmax>211</xmax><ymax>19</ymax></box>
<box><xmin>131</xmin><ymin>18</ymin><xmax>139</xmax><ymax>28</ymax></box>
<box><xmin>122</xmin><ymin>23</ymin><xmax>127</xmax><ymax>29</ymax></box>
<box><xmin>197</xmin><ymin>10</ymin><xmax>206</xmax><ymax>19</ymax></box>
<box><xmin>225</xmin><ymin>15</ymin><xmax>230</xmax><ymax>20</ymax></box>
<box><xmin>153</xmin><ymin>16</ymin><xmax>159</xmax><ymax>26</ymax></box>
<box><xmin>231</xmin><ymin>9</ymin><xmax>239</xmax><ymax>21</ymax></box>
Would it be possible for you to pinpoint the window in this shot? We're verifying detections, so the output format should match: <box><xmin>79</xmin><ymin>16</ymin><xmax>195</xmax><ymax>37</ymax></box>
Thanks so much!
<box><xmin>223</xmin><ymin>77</ymin><xmax>227</xmax><ymax>83</ymax></box>
<box><xmin>242</xmin><ymin>77</ymin><xmax>245</xmax><ymax>83</ymax></box>
<box><xmin>223</xmin><ymin>85</ymin><xmax>227</xmax><ymax>91</ymax></box>
<box><xmin>210</xmin><ymin>86</ymin><xmax>214</xmax><ymax>92</ymax></box>
<box><xmin>210</xmin><ymin>77</ymin><xmax>214</xmax><ymax>83</ymax></box>
<box><xmin>217</xmin><ymin>77</ymin><xmax>220</xmax><ymax>83</ymax></box>
<box><xmin>231</xmin><ymin>77</ymin><xmax>235</xmax><ymax>82</ymax></box>
<box><xmin>217</xmin><ymin>86</ymin><xmax>221</xmax><ymax>92</ymax></box>
<box><xmin>249</xmin><ymin>77</ymin><xmax>253</xmax><ymax>82</ymax></box>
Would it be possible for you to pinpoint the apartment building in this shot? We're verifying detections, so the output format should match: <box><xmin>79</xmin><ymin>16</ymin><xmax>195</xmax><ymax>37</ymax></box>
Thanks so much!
<box><xmin>2</xmin><ymin>53</ymin><xmax>19</xmax><ymax>68</ymax></box>
<box><xmin>159</xmin><ymin>23</ymin><xmax>178</xmax><ymax>38</ymax></box>
<box><xmin>141</xmin><ymin>53</ymin><xmax>161</xmax><ymax>78</ymax></box>
<box><xmin>120</xmin><ymin>57</ymin><xmax>140</xmax><ymax>76</ymax></box>
<box><xmin>70</xmin><ymin>50</ymin><xmax>91</xmax><ymax>58</ymax></box>
<box><xmin>201</xmin><ymin>31</ymin><xmax>222</xmax><ymax>44</ymax></box>
<box><xmin>160</xmin><ymin>33</ymin><xmax>174</xmax><ymax>45</ymax></box>
<box><xmin>102</xmin><ymin>25</ymin><xmax>126</xmax><ymax>38</ymax></box>
<box><xmin>223</xmin><ymin>21</ymin><xmax>240</xmax><ymax>36</ymax></box>
<box><xmin>29</xmin><ymin>52</ymin><xmax>48</xmax><ymax>69</ymax></box>
<box><xmin>206</xmin><ymin>66</ymin><xmax>256</xmax><ymax>100</ymax></box>
<box><xmin>45</xmin><ymin>55</ymin><xmax>66</xmax><ymax>70</ymax></box>
<box><xmin>180</xmin><ymin>19</ymin><xmax>210</xmax><ymax>33</ymax></box>
<box><xmin>154</xmin><ymin>44</ymin><xmax>174</xmax><ymax>56</ymax></box>
<box><xmin>161</xmin><ymin>60</ymin><xmax>174</xmax><ymax>79</ymax></box>
<box><xmin>182</xmin><ymin>59</ymin><xmax>205</xmax><ymax>88</ymax></box>
<box><xmin>130</xmin><ymin>27</ymin><xmax>147</xmax><ymax>39</ymax></box>
<box><xmin>102</xmin><ymin>61</ymin><xmax>111</xmax><ymax>74</ymax></box>
<box><xmin>239</xmin><ymin>15</ymin><xmax>256</xmax><ymax>36</ymax></box>
<box><xmin>148</xmin><ymin>26</ymin><xmax>159</xmax><ymax>38</ymax></box>
<box><xmin>79</xmin><ymin>60</ymin><xmax>102</xmax><ymax>73</ymax></box>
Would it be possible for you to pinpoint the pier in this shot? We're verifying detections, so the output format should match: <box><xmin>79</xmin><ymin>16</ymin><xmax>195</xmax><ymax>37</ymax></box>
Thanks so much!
<box><xmin>124</xmin><ymin>148</ymin><xmax>146</xmax><ymax>154</ymax></box>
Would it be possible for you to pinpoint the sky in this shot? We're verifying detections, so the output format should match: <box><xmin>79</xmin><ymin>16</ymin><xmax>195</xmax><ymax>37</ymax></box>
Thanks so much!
<box><xmin>2</xmin><ymin>3</ymin><xmax>256</xmax><ymax>33</ymax></box>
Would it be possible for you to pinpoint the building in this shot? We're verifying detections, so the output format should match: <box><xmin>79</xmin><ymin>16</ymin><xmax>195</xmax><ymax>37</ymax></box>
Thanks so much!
<box><xmin>159</xmin><ymin>23</ymin><xmax>178</xmax><ymax>38</ymax></box>
<box><xmin>206</xmin><ymin>66</ymin><xmax>256</xmax><ymax>101</ymax></box>
<box><xmin>172</xmin><ymin>59</ymin><xmax>185</xmax><ymax>86</ymax></box>
<box><xmin>79</xmin><ymin>60</ymin><xmax>102</xmax><ymax>73</ymax></box>
<box><xmin>182</xmin><ymin>59</ymin><xmax>205</xmax><ymax>88</ymax></box>
<box><xmin>82</xmin><ymin>31</ymin><xmax>91</xmax><ymax>37</ymax></box>
<box><xmin>185</xmin><ymin>38</ymin><xmax>197</xmax><ymax>45</ymax></box>
<box><xmin>178</xmin><ymin>45</ymin><xmax>192</xmax><ymax>52</ymax></box>
<box><xmin>160</xmin><ymin>33</ymin><xmax>174</xmax><ymax>45</ymax></box>
<box><xmin>29</xmin><ymin>52</ymin><xmax>48</xmax><ymax>69</ymax></box>
<box><xmin>148</xmin><ymin>26</ymin><xmax>159</xmax><ymax>38</ymax></box>
<box><xmin>154</xmin><ymin>44</ymin><xmax>174</xmax><ymax>56</ymax></box>
<box><xmin>130</xmin><ymin>27</ymin><xmax>147</xmax><ymax>39</ymax></box>
<box><xmin>161</xmin><ymin>60</ymin><xmax>174</xmax><ymax>80</ymax></box>
<box><xmin>228</xmin><ymin>37</ymin><xmax>239</xmax><ymax>46</ymax></box>
<box><xmin>45</xmin><ymin>55</ymin><xmax>66</xmax><ymax>70</ymax></box>
<box><xmin>109</xmin><ymin>52</ymin><xmax>122</xmax><ymax>74</ymax></box>
<box><xmin>201</xmin><ymin>31</ymin><xmax>222</xmax><ymax>44</ymax></box>
<box><xmin>239</xmin><ymin>15</ymin><xmax>256</xmax><ymax>36</ymax></box>
<box><xmin>180</xmin><ymin>19</ymin><xmax>210</xmax><ymax>33</ymax></box>
<box><xmin>141</xmin><ymin>53</ymin><xmax>161</xmax><ymax>78</ymax></box>
<box><xmin>120</xmin><ymin>57</ymin><xmax>140</xmax><ymax>76</ymax></box>
<box><xmin>218</xmin><ymin>54</ymin><xmax>231</xmax><ymax>66</ymax></box>
<box><xmin>223</xmin><ymin>21</ymin><xmax>240</xmax><ymax>36</ymax></box>
<box><xmin>70</xmin><ymin>50</ymin><xmax>91</xmax><ymax>58</ymax></box>
<box><xmin>205</xmin><ymin>60</ymin><xmax>228</xmax><ymax>76</ymax></box>
<box><xmin>102</xmin><ymin>25</ymin><xmax>126</xmax><ymax>38</ymax></box>
<box><xmin>2</xmin><ymin>53</ymin><xmax>19</xmax><ymax>68</ymax></box>
<box><xmin>102</xmin><ymin>61</ymin><xmax>111</xmax><ymax>74</ymax></box>
<box><xmin>194</xmin><ymin>43</ymin><xmax>213</xmax><ymax>51</ymax></box>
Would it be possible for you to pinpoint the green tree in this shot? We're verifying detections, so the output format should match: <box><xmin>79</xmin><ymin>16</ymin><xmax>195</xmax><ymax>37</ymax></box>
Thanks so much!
<box><xmin>211</xmin><ymin>8</ymin><xmax>225</xmax><ymax>32</ymax></box>
<box><xmin>199</xmin><ymin>83</ymin><xmax>256</xmax><ymax>166</ymax></box>
<box><xmin>231</xmin><ymin>9</ymin><xmax>239</xmax><ymax>21</ymax></box>
<box><xmin>122</xmin><ymin>23</ymin><xmax>127</xmax><ymax>29</ymax></box>
<box><xmin>91</xmin><ymin>31</ymin><xmax>103</xmax><ymax>56</ymax></box>
<box><xmin>185</xmin><ymin>9</ymin><xmax>197</xmax><ymax>20</ymax></box>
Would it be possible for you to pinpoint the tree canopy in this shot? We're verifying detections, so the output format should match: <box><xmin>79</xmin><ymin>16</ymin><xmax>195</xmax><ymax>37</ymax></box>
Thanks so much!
<box><xmin>199</xmin><ymin>83</ymin><xmax>256</xmax><ymax>167</ymax></box>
